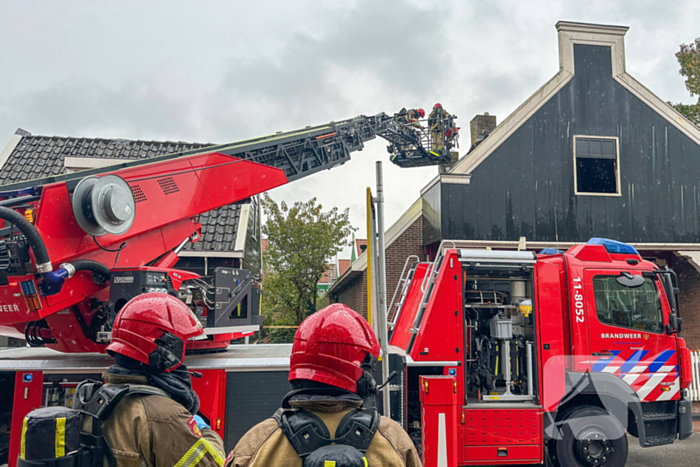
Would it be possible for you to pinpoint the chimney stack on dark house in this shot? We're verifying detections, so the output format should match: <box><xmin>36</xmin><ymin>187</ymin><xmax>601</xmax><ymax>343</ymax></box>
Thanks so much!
<box><xmin>470</xmin><ymin>113</ymin><xmax>497</xmax><ymax>147</ymax></box>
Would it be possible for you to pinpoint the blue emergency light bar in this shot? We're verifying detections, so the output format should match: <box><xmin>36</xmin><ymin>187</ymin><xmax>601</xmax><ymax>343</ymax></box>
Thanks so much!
<box><xmin>587</xmin><ymin>238</ymin><xmax>639</xmax><ymax>256</ymax></box>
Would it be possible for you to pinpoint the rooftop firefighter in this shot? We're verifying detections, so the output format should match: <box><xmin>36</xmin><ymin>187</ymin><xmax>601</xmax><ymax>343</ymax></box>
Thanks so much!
<box><xmin>225</xmin><ymin>304</ymin><xmax>421</xmax><ymax>467</ymax></box>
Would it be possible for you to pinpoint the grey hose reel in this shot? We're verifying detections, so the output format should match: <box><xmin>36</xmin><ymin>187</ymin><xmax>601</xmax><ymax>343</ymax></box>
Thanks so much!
<box><xmin>72</xmin><ymin>175</ymin><xmax>136</xmax><ymax>237</ymax></box>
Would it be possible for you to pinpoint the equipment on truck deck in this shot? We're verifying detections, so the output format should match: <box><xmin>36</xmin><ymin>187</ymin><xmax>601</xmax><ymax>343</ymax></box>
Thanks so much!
<box><xmin>386</xmin><ymin>238</ymin><xmax>692</xmax><ymax>466</ymax></box>
<box><xmin>0</xmin><ymin>110</ymin><xmax>458</xmax><ymax>354</ymax></box>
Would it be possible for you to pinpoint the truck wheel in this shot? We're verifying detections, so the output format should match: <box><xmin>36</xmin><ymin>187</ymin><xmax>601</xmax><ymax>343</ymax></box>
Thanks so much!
<box><xmin>554</xmin><ymin>406</ymin><xmax>628</xmax><ymax>467</ymax></box>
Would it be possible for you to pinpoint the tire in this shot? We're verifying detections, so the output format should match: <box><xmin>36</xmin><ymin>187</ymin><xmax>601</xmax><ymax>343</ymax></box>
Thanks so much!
<box><xmin>551</xmin><ymin>406</ymin><xmax>628</xmax><ymax>467</ymax></box>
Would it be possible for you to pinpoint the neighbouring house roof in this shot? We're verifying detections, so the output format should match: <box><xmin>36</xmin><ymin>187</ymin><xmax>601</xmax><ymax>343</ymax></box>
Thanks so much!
<box><xmin>338</xmin><ymin>259</ymin><xmax>351</xmax><ymax>276</ymax></box>
<box><xmin>355</xmin><ymin>239</ymin><xmax>367</xmax><ymax>259</ymax></box>
<box><xmin>0</xmin><ymin>131</ymin><xmax>253</xmax><ymax>257</ymax></box>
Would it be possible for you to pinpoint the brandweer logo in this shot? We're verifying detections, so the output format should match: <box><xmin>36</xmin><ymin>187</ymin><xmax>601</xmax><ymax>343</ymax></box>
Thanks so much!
<box><xmin>0</xmin><ymin>304</ymin><xmax>20</xmax><ymax>312</ymax></box>
<box><xmin>601</xmin><ymin>332</ymin><xmax>642</xmax><ymax>339</ymax></box>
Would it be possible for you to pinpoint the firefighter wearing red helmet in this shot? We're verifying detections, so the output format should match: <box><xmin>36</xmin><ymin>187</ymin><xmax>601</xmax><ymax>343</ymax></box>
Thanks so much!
<box><xmin>97</xmin><ymin>293</ymin><xmax>225</xmax><ymax>466</ymax></box>
<box><xmin>396</xmin><ymin>107</ymin><xmax>425</xmax><ymax>128</ymax></box>
<box><xmin>226</xmin><ymin>304</ymin><xmax>420</xmax><ymax>467</ymax></box>
<box><xmin>428</xmin><ymin>102</ymin><xmax>451</xmax><ymax>156</ymax></box>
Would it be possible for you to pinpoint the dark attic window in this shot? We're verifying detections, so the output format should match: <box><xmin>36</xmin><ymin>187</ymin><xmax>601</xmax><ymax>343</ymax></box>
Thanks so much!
<box><xmin>574</xmin><ymin>136</ymin><xmax>620</xmax><ymax>195</ymax></box>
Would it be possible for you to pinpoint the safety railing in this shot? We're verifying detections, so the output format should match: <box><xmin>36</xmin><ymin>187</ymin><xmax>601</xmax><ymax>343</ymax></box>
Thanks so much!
<box><xmin>387</xmin><ymin>255</ymin><xmax>420</xmax><ymax>330</ymax></box>
<box><xmin>411</xmin><ymin>240</ymin><xmax>457</xmax><ymax>333</ymax></box>
<box><xmin>690</xmin><ymin>350</ymin><xmax>700</xmax><ymax>401</ymax></box>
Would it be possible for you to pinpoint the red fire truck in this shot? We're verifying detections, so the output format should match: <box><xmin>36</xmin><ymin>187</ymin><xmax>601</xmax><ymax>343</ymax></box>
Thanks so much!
<box><xmin>0</xmin><ymin>110</ymin><xmax>458</xmax><ymax>465</ymax></box>
<box><xmin>387</xmin><ymin>240</ymin><xmax>694</xmax><ymax>466</ymax></box>
<box><xmin>0</xmin><ymin>107</ymin><xmax>692</xmax><ymax>466</ymax></box>
<box><xmin>1</xmin><ymin>238</ymin><xmax>692</xmax><ymax>467</ymax></box>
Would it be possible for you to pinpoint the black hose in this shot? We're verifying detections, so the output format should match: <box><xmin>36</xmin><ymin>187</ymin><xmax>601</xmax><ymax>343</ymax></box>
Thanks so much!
<box><xmin>71</xmin><ymin>260</ymin><xmax>110</xmax><ymax>282</ymax></box>
<box><xmin>0</xmin><ymin>206</ymin><xmax>51</xmax><ymax>270</ymax></box>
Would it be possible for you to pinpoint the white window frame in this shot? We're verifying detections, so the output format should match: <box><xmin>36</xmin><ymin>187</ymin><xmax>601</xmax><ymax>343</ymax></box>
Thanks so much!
<box><xmin>573</xmin><ymin>135</ymin><xmax>621</xmax><ymax>197</ymax></box>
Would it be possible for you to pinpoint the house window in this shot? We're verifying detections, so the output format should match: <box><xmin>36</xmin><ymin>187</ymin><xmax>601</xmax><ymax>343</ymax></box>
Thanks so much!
<box><xmin>574</xmin><ymin>136</ymin><xmax>620</xmax><ymax>196</ymax></box>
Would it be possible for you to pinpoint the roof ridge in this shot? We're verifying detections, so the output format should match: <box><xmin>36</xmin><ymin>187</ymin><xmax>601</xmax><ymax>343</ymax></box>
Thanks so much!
<box><xmin>13</xmin><ymin>133</ymin><xmax>216</xmax><ymax>147</ymax></box>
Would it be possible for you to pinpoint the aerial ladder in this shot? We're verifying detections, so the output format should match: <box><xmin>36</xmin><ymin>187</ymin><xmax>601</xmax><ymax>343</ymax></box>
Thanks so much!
<box><xmin>0</xmin><ymin>110</ymin><xmax>458</xmax><ymax>353</ymax></box>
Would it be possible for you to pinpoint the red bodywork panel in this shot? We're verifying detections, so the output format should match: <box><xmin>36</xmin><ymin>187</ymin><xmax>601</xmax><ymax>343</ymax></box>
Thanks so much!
<box><xmin>409</xmin><ymin>251</ymin><xmax>463</xmax><ymax>363</ymax></box>
<box><xmin>390</xmin><ymin>263</ymin><xmax>430</xmax><ymax>350</ymax></box>
<box><xmin>463</xmin><ymin>409</ymin><xmax>543</xmax><ymax>465</ymax></box>
<box><xmin>420</xmin><ymin>375</ymin><xmax>459</xmax><ymax>467</ymax></box>
<box><xmin>0</xmin><ymin>152</ymin><xmax>288</xmax><ymax>351</ymax></box>
<box><xmin>534</xmin><ymin>255</ymin><xmax>569</xmax><ymax>412</ymax></box>
<box><xmin>191</xmin><ymin>370</ymin><xmax>228</xmax><ymax>436</ymax></box>
<box><xmin>9</xmin><ymin>371</ymin><xmax>43</xmax><ymax>465</ymax></box>
<box><xmin>34</xmin><ymin>153</ymin><xmax>286</xmax><ymax>266</ymax></box>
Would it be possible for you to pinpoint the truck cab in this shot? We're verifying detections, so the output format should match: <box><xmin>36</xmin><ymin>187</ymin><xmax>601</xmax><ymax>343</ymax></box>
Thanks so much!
<box><xmin>388</xmin><ymin>238</ymin><xmax>693</xmax><ymax>466</ymax></box>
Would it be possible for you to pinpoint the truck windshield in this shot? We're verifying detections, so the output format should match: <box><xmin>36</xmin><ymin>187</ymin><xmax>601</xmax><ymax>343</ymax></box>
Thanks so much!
<box><xmin>593</xmin><ymin>275</ymin><xmax>664</xmax><ymax>333</ymax></box>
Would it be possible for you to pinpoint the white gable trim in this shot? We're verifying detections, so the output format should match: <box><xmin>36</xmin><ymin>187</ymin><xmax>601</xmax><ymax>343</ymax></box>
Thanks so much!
<box><xmin>421</xmin><ymin>173</ymin><xmax>471</xmax><ymax>196</ymax></box>
<box><xmin>447</xmin><ymin>69</ymin><xmax>573</xmax><ymax>176</ymax></box>
<box><xmin>178</xmin><ymin>250</ymin><xmax>244</xmax><ymax>258</ymax></box>
<box><xmin>234</xmin><ymin>203</ymin><xmax>251</xmax><ymax>252</ymax></box>
<box><xmin>64</xmin><ymin>156</ymin><xmax>126</xmax><ymax>173</ymax></box>
<box><xmin>556</xmin><ymin>21</ymin><xmax>628</xmax><ymax>77</ymax></box>
<box><xmin>614</xmin><ymin>73</ymin><xmax>700</xmax><ymax>147</ymax></box>
<box><xmin>0</xmin><ymin>134</ymin><xmax>22</xmax><ymax>174</ymax></box>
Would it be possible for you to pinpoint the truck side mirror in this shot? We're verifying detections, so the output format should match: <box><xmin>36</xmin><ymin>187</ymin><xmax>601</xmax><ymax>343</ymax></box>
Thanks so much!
<box><xmin>667</xmin><ymin>313</ymin><xmax>682</xmax><ymax>335</ymax></box>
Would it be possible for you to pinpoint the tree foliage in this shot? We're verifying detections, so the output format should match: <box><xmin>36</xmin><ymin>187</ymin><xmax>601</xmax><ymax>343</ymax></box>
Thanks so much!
<box><xmin>261</xmin><ymin>193</ymin><xmax>354</xmax><ymax>326</ymax></box>
<box><xmin>671</xmin><ymin>38</ymin><xmax>700</xmax><ymax>126</ymax></box>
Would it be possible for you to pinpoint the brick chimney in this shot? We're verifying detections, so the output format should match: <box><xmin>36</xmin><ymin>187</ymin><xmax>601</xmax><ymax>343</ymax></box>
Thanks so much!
<box><xmin>470</xmin><ymin>113</ymin><xmax>497</xmax><ymax>146</ymax></box>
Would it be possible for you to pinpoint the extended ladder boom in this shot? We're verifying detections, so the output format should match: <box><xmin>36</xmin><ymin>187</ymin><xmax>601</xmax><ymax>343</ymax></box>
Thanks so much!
<box><xmin>0</xmin><ymin>111</ymin><xmax>456</xmax><ymax>195</ymax></box>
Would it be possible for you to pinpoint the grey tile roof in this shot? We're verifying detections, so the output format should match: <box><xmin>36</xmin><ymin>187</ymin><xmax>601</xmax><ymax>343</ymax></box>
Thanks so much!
<box><xmin>0</xmin><ymin>130</ymin><xmax>249</xmax><ymax>254</ymax></box>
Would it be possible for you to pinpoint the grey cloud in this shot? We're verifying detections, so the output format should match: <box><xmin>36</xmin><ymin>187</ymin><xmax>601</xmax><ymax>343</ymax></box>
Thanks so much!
<box><xmin>209</xmin><ymin>0</ymin><xmax>449</xmax><ymax>137</ymax></box>
<box><xmin>0</xmin><ymin>80</ymin><xmax>201</xmax><ymax>141</ymax></box>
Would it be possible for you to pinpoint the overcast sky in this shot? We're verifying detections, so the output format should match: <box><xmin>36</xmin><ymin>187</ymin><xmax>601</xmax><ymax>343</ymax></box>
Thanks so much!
<box><xmin>0</xmin><ymin>1</ymin><xmax>698</xmax><ymax>257</ymax></box>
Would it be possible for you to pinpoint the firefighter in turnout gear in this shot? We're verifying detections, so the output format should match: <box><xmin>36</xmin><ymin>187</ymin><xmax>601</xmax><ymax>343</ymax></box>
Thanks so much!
<box><xmin>428</xmin><ymin>103</ymin><xmax>451</xmax><ymax>156</ymax></box>
<box><xmin>393</xmin><ymin>108</ymin><xmax>426</xmax><ymax>161</ymax></box>
<box><xmin>396</xmin><ymin>108</ymin><xmax>425</xmax><ymax>128</ymax></box>
<box><xmin>225</xmin><ymin>304</ymin><xmax>421</xmax><ymax>467</ymax></box>
<box><xmin>93</xmin><ymin>293</ymin><xmax>226</xmax><ymax>466</ymax></box>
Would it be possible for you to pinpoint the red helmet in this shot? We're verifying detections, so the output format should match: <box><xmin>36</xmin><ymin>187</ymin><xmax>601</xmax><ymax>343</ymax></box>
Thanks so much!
<box><xmin>433</xmin><ymin>103</ymin><xmax>442</xmax><ymax>109</ymax></box>
<box><xmin>289</xmin><ymin>304</ymin><xmax>380</xmax><ymax>394</ymax></box>
<box><xmin>417</xmin><ymin>108</ymin><xmax>425</xmax><ymax>118</ymax></box>
<box><xmin>106</xmin><ymin>293</ymin><xmax>203</xmax><ymax>372</ymax></box>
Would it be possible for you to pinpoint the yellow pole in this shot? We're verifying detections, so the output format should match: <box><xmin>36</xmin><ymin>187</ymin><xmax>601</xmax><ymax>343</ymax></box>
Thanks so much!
<box><xmin>366</xmin><ymin>187</ymin><xmax>373</xmax><ymax>327</ymax></box>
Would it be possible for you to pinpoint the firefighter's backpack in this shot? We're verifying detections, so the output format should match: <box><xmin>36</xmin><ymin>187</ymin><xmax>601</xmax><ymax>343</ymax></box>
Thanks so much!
<box><xmin>276</xmin><ymin>406</ymin><xmax>380</xmax><ymax>467</ymax></box>
<box><xmin>17</xmin><ymin>381</ymin><xmax>167</xmax><ymax>467</ymax></box>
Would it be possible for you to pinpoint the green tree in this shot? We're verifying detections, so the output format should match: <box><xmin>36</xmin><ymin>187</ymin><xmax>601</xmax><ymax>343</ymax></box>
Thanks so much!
<box><xmin>261</xmin><ymin>193</ymin><xmax>354</xmax><ymax>326</ymax></box>
<box><xmin>671</xmin><ymin>38</ymin><xmax>700</xmax><ymax>126</ymax></box>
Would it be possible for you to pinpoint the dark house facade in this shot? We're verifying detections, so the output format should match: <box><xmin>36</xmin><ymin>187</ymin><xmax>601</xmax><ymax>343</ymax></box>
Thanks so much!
<box><xmin>423</xmin><ymin>23</ymin><xmax>700</xmax><ymax>246</ymax></box>
<box><xmin>330</xmin><ymin>22</ymin><xmax>700</xmax><ymax>350</ymax></box>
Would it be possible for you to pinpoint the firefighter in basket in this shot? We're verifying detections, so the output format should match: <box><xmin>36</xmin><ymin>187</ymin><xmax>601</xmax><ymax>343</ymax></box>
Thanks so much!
<box><xmin>394</xmin><ymin>108</ymin><xmax>425</xmax><ymax>157</ymax></box>
<box><xmin>428</xmin><ymin>103</ymin><xmax>455</xmax><ymax>156</ymax></box>
<box><xmin>18</xmin><ymin>293</ymin><xmax>226</xmax><ymax>467</ymax></box>
<box><xmin>226</xmin><ymin>303</ymin><xmax>421</xmax><ymax>467</ymax></box>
